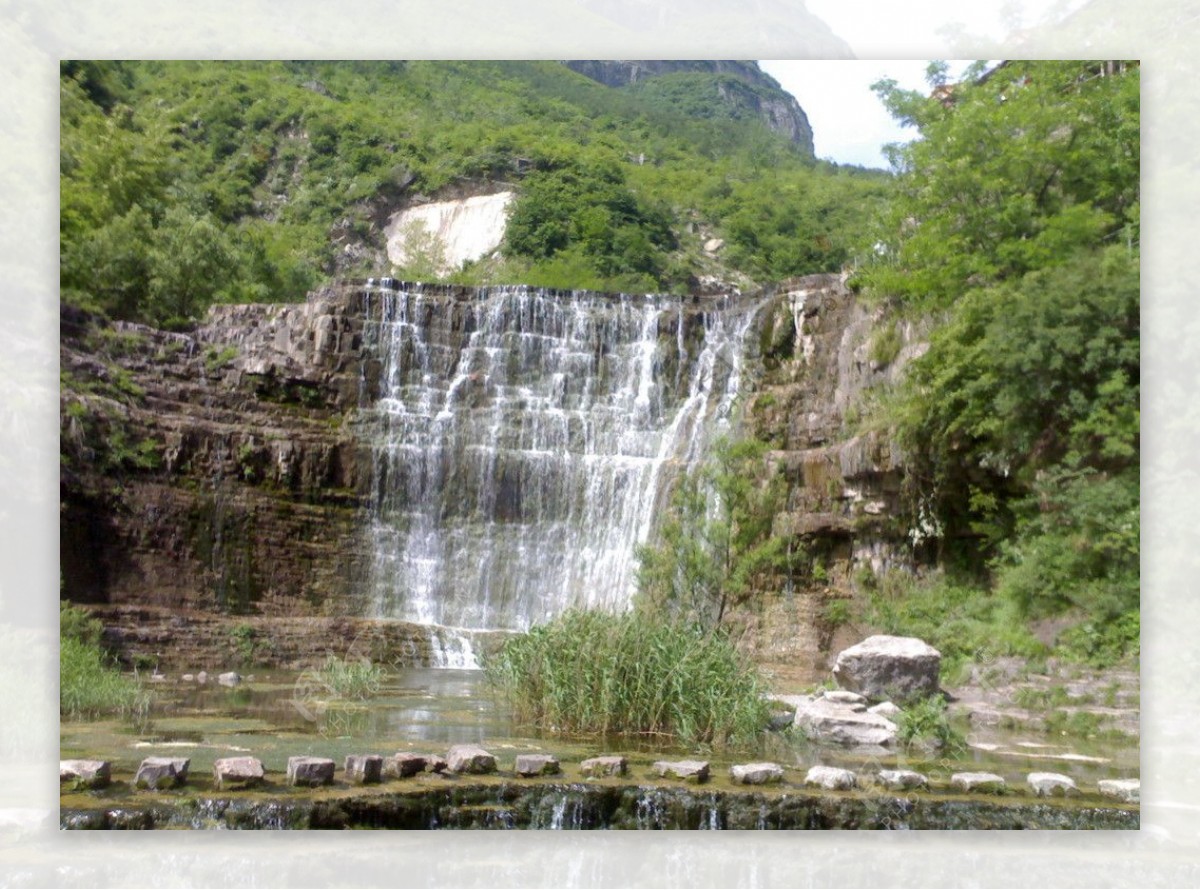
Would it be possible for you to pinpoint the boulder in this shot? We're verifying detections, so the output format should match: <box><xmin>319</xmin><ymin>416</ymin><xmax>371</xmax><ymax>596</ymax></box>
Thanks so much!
<box><xmin>876</xmin><ymin>769</ymin><xmax>928</xmax><ymax>791</ymax></box>
<box><xmin>287</xmin><ymin>756</ymin><xmax>335</xmax><ymax>786</ymax></box>
<box><xmin>1098</xmin><ymin>778</ymin><xmax>1140</xmax><ymax>804</ymax></box>
<box><xmin>580</xmin><ymin>756</ymin><xmax>627</xmax><ymax>778</ymax></box>
<box><xmin>196</xmin><ymin>671</ymin><xmax>208</xmax><ymax>684</ymax></box>
<box><xmin>951</xmin><ymin>771</ymin><xmax>1006</xmax><ymax>793</ymax></box>
<box><xmin>730</xmin><ymin>762</ymin><xmax>785</xmax><ymax>785</ymax></box>
<box><xmin>514</xmin><ymin>754</ymin><xmax>560</xmax><ymax>777</ymax></box>
<box><xmin>217</xmin><ymin>671</ymin><xmax>241</xmax><ymax>687</ymax></box>
<box><xmin>652</xmin><ymin>760</ymin><xmax>709</xmax><ymax>783</ymax></box>
<box><xmin>832</xmin><ymin>635</ymin><xmax>941</xmax><ymax>703</ymax></box>
<box><xmin>794</xmin><ymin>695</ymin><xmax>898</xmax><ymax>747</ymax></box>
<box><xmin>1027</xmin><ymin>772</ymin><xmax>1077</xmax><ymax>797</ymax></box>
<box><xmin>804</xmin><ymin>765</ymin><xmax>857</xmax><ymax>790</ymax></box>
<box><xmin>134</xmin><ymin>756</ymin><xmax>190</xmax><ymax>790</ymax></box>
<box><xmin>823</xmin><ymin>690</ymin><xmax>867</xmax><ymax>706</ymax></box>
<box><xmin>426</xmin><ymin>754</ymin><xmax>449</xmax><ymax>774</ymax></box>
<box><xmin>344</xmin><ymin>754</ymin><xmax>383</xmax><ymax>785</ymax></box>
<box><xmin>868</xmin><ymin>701</ymin><xmax>902</xmax><ymax>720</ymax></box>
<box><xmin>383</xmin><ymin>752</ymin><xmax>428</xmax><ymax>779</ymax></box>
<box><xmin>59</xmin><ymin>760</ymin><xmax>111</xmax><ymax>790</ymax></box>
<box><xmin>446</xmin><ymin>744</ymin><xmax>497</xmax><ymax>774</ymax></box>
<box><xmin>181</xmin><ymin>674</ymin><xmax>195</xmax><ymax>682</ymax></box>
<box><xmin>213</xmin><ymin>756</ymin><xmax>264</xmax><ymax>789</ymax></box>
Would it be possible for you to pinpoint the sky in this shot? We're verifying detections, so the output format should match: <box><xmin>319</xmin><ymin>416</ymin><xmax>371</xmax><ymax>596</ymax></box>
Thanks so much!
<box><xmin>761</xmin><ymin>0</ymin><xmax>1087</xmax><ymax>169</ymax></box>
<box><xmin>760</xmin><ymin>60</ymin><xmax>979</xmax><ymax>169</ymax></box>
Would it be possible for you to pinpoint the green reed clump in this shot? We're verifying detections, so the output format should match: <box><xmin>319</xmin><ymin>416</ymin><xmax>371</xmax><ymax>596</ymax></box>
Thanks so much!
<box><xmin>60</xmin><ymin>603</ymin><xmax>152</xmax><ymax>727</ymax></box>
<box><xmin>484</xmin><ymin>609</ymin><xmax>769</xmax><ymax>747</ymax></box>
<box><xmin>895</xmin><ymin>695</ymin><xmax>966</xmax><ymax>754</ymax></box>
<box><xmin>313</xmin><ymin>655</ymin><xmax>385</xmax><ymax>699</ymax></box>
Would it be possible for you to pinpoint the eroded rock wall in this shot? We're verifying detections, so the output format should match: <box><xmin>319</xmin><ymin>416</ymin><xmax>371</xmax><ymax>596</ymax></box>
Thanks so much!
<box><xmin>735</xmin><ymin>274</ymin><xmax>925</xmax><ymax>679</ymax></box>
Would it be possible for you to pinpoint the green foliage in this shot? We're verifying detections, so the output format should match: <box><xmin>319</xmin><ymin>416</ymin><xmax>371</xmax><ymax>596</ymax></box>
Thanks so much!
<box><xmin>867</xmin><ymin>319</ymin><xmax>902</xmax><ymax>367</ymax></box>
<box><xmin>312</xmin><ymin>655</ymin><xmax>384</xmax><ymax>700</ymax></box>
<box><xmin>484</xmin><ymin>609</ymin><xmax>769</xmax><ymax>747</ymax></box>
<box><xmin>895</xmin><ymin>695</ymin><xmax>966</xmax><ymax>753</ymax></box>
<box><xmin>865</xmin><ymin>61</ymin><xmax>1139</xmax><ymax>310</ymax></box>
<box><xmin>636</xmin><ymin>437</ymin><xmax>798</xmax><ymax>629</ymax></box>
<box><xmin>60</xmin><ymin>603</ymin><xmax>152</xmax><ymax>726</ymax></box>
<box><xmin>61</xmin><ymin>60</ymin><xmax>889</xmax><ymax>323</ymax></box>
<box><xmin>1056</xmin><ymin>609</ymin><xmax>1140</xmax><ymax>667</ymax></box>
<box><xmin>864</xmin><ymin>570</ymin><xmax>1044</xmax><ymax>681</ymax></box>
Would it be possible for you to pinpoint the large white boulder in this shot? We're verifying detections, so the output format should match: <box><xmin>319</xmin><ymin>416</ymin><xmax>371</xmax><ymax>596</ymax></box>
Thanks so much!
<box><xmin>794</xmin><ymin>695</ymin><xmax>898</xmax><ymax>747</ymax></box>
<box><xmin>832</xmin><ymin>635</ymin><xmax>941</xmax><ymax>703</ymax></box>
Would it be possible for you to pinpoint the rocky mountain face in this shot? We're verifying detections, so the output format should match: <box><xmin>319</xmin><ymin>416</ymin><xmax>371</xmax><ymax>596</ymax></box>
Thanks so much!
<box><xmin>60</xmin><ymin>276</ymin><xmax>917</xmax><ymax>671</ymax></box>
<box><xmin>563</xmin><ymin>60</ymin><xmax>815</xmax><ymax>155</ymax></box>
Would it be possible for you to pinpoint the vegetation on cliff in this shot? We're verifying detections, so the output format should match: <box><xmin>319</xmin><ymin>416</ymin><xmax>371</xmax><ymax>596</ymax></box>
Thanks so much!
<box><xmin>60</xmin><ymin>602</ymin><xmax>152</xmax><ymax>726</ymax></box>
<box><xmin>861</xmin><ymin>61</ymin><xmax>1140</xmax><ymax>666</ymax></box>
<box><xmin>60</xmin><ymin>60</ymin><xmax>888</xmax><ymax>325</ymax></box>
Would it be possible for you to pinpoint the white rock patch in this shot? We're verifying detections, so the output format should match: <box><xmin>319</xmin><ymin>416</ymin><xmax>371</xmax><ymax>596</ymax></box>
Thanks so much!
<box><xmin>386</xmin><ymin>192</ymin><xmax>514</xmax><ymax>274</ymax></box>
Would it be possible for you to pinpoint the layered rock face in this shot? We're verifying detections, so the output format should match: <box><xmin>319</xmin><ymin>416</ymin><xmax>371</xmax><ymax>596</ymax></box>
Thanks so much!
<box><xmin>563</xmin><ymin>60</ymin><xmax>815</xmax><ymax>155</ymax></box>
<box><xmin>735</xmin><ymin>274</ymin><xmax>926</xmax><ymax>678</ymax></box>
<box><xmin>60</xmin><ymin>274</ymin><xmax>916</xmax><ymax>672</ymax></box>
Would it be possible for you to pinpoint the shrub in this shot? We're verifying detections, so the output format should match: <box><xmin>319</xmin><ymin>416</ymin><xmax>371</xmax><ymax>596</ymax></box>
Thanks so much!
<box><xmin>895</xmin><ymin>695</ymin><xmax>966</xmax><ymax>753</ymax></box>
<box><xmin>484</xmin><ymin>609</ymin><xmax>769</xmax><ymax>747</ymax></box>
<box><xmin>60</xmin><ymin>603</ymin><xmax>152</xmax><ymax>727</ymax></box>
<box><xmin>312</xmin><ymin>655</ymin><xmax>384</xmax><ymax>699</ymax></box>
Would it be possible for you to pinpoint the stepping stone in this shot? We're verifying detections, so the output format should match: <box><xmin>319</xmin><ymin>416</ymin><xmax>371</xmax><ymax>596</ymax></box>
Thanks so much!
<box><xmin>134</xmin><ymin>756</ymin><xmax>190</xmax><ymax>790</ymax></box>
<box><xmin>877</xmin><ymin>769</ymin><xmax>928</xmax><ymax>791</ymax></box>
<box><xmin>213</xmin><ymin>756</ymin><xmax>264</xmax><ymax>790</ymax></box>
<box><xmin>344</xmin><ymin>754</ymin><xmax>383</xmax><ymax>785</ymax></box>
<box><xmin>805</xmin><ymin>765</ymin><xmax>857</xmax><ymax>790</ymax></box>
<box><xmin>951</xmin><ymin>771</ymin><xmax>1006</xmax><ymax>793</ymax></box>
<box><xmin>652</xmin><ymin>760</ymin><xmax>710</xmax><ymax>783</ymax></box>
<box><xmin>218</xmin><ymin>671</ymin><xmax>241</xmax><ymax>687</ymax></box>
<box><xmin>514</xmin><ymin>754</ymin><xmax>560</xmax><ymax>777</ymax></box>
<box><xmin>60</xmin><ymin>760</ymin><xmax>111</xmax><ymax>790</ymax></box>
<box><xmin>287</xmin><ymin>756</ymin><xmax>335</xmax><ymax>786</ymax></box>
<box><xmin>446</xmin><ymin>745</ymin><xmax>496</xmax><ymax>774</ymax></box>
<box><xmin>730</xmin><ymin>762</ymin><xmax>784</xmax><ymax>785</ymax></box>
<box><xmin>1098</xmin><ymin>778</ymin><xmax>1139</xmax><ymax>803</ymax></box>
<box><xmin>1027</xmin><ymin>772</ymin><xmax>1077</xmax><ymax>797</ymax></box>
<box><xmin>383</xmin><ymin>752</ymin><xmax>427</xmax><ymax>779</ymax></box>
<box><xmin>580</xmin><ymin>756</ymin><xmax>627</xmax><ymax>778</ymax></box>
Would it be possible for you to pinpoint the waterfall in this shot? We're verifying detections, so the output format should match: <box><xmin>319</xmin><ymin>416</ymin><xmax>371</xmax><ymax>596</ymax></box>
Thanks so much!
<box><xmin>359</xmin><ymin>280</ymin><xmax>763</xmax><ymax>646</ymax></box>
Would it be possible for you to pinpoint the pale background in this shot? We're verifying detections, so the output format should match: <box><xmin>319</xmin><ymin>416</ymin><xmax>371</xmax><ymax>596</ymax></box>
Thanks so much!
<box><xmin>3</xmin><ymin>0</ymin><xmax>1195</xmax><ymax>885</ymax></box>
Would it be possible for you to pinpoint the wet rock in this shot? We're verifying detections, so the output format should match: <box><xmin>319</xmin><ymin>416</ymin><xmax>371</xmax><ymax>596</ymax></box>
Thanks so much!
<box><xmin>876</xmin><ymin>769</ymin><xmax>928</xmax><ymax>791</ymax></box>
<box><xmin>217</xmin><ymin>671</ymin><xmax>241</xmax><ymax>687</ymax></box>
<box><xmin>833</xmin><ymin>635</ymin><xmax>941</xmax><ymax>703</ymax></box>
<box><xmin>383</xmin><ymin>753</ymin><xmax>427</xmax><ymax>779</ymax></box>
<box><xmin>951</xmin><ymin>772</ymin><xmax>1006</xmax><ymax>793</ymax></box>
<box><xmin>446</xmin><ymin>745</ymin><xmax>496</xmax><ymax>775</ymax></box>
<box><xmin>804</xmin><ymin>765</ymin><xmax>857</xmax><ymax>790</ymax></box>
<box><xmin>1027</xmin><ymin>772</ymin><xmax>1077</xmax><ymax>797</ymax></box>
<box><xmin>344</xmin><ymin>754</ymin><xmax>383</xmax><ymax>785</ymax></box>
<box><xmin>730</xmin><ymin>762</ymin><xmax>784</xmax><ymax>785</ymax></box>
<box><xmin>134</xmin><ymin>756</ymin><xmax>189</xmax><ymax>790</ymax></box>
<box><xmin>580</xmin><ymin>756</ymin><xmax>627</xmax><ymax>778</ymax></box>
<box><xmin>868</xmin><ymin>701</ymin><xmax>902</xmax><ymax>720</ymax></box>
<box><xmin>60</xmin><ymin>760</ymin><xmax>111</xmax><ymax>790</ymax></box>
<box><xmin>426</xmin><ymin>754</ymin><xmax>449</xmax><ymax>774</ymax></box>
<box><xmin>287</xmin><ymin>756</ymin><xmax>335</xmax><ymax>787</ymax></box>
<box><xmin>1098</xmin><ymin>779</ymin><xmax>1140</xmax><ymax>803</ymax></box>
<box><xmin>767</xmin><ymin>708</ymin><xmax>796</xmax><ymax>731</ymax></box>
<box><xmin>514</xmin><ymin>754</ymin><xmax>560</xmax><ymax>777</ymax></box>
<box><xmin>652</xmin><ymin>760</ymin><xmax>709</xmax><ymax>783</ymax></box>
<box><xmin>213</xmin><ymin>756</ymin><xmax>264</xmax><ymax>789</ymax></box>
<box><xmin>794</xmin><ymin>695</ymin><xmax>898</xmax><ymax>747</ymax></box>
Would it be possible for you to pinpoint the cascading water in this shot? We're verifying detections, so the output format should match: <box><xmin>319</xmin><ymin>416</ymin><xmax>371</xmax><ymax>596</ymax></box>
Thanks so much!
<box><xmin>359</xmin><ymin>280</ymin><xmax>764</xmax><ymax>661</ymax></box>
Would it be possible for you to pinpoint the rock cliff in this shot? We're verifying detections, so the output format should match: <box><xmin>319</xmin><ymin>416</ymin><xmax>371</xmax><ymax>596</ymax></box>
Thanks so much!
<box><xmin>60</xmin><ymin>275</ymin><xmax>917</xmax><ymax>671</ymax></box>
<box><xmin>563</xmin><ymin>60</ymin><xmax>815</xmax><ymax>155</ymax></box>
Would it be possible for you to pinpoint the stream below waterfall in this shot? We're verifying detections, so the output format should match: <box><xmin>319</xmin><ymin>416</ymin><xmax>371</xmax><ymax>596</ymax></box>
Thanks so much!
<box><xmin>60</xmin><ymin>667</ymin><xmax>1138</xmax><ymax>829</ymax></box>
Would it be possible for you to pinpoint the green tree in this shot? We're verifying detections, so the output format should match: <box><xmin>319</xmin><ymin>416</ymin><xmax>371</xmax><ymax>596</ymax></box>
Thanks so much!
<box><xmin>637</xmin><ymin>437</ymin><xmax>794</xmax><ymax>629</ymax></box>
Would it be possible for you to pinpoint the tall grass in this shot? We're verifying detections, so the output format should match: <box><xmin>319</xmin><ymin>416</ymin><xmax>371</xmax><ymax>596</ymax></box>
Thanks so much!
<box><xmin>60</xmin><ymin>603</ymin><xmax>152</xmax><ymax>727</ymax></box>
<box><xmin>312</xmin><ymin>655</ymin><xmax>384</xmax><ymax>699</ymax></box>
<box><xmin>484</xmin><ymin>610</ymin><xmax>769</xmax><ymax>747</ymax></box>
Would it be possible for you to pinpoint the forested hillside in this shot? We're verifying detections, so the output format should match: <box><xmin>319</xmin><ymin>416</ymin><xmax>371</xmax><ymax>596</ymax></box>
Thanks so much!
<box><xmin>60</xmin><ymin>60</ymin><xmax>888</xmax><ymax>327</ymax></box>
